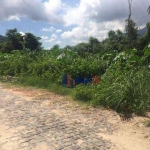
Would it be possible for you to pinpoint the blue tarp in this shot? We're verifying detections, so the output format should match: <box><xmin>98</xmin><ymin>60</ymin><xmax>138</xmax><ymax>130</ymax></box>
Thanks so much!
<box><xmin>75</xmin><ymin>77</ymin><xmax>84</xmax><ymax>84</ymax></box>
<box><xmin>62</xmin><ymin>74</ymin><xmax>67</xmax><ymax>86</ymax></box>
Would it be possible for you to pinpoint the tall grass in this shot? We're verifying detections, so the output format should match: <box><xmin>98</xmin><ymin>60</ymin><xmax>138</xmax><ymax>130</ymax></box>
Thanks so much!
<box><xmin>18</xmin><ymin>75</ymin><xmax>74</xmax><ymax>96</ymax></box>
<box><xmin>91</xmin><ymin>67</ymin><xmax>150</xmax><ymax>116</ymax></box>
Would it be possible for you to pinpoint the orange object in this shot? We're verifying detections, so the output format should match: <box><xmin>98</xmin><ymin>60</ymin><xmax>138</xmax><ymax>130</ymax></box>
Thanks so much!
<box><xmin>66</xmin><ymin>74</ymin><xmax>76</xmax><ymax>87</ymax></box>
<box><xmin>92</xmin><ymin>76</ymin><xmax>100</xmax><ymax>84</ymax></box>
<box><xmin>67</xmin><ymin>74</ymin><xmax>70</xmax><ymax>86</ymax></box>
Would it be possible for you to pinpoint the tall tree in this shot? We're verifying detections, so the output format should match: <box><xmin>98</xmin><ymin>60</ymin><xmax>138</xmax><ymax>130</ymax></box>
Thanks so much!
<box><xmin>104</xmin><ymin>30</ymin><xmax>127</xmax><ymax>52</ymax></box>
<box><xmin>6</xmin><ymin>28</ymin><xmax>23</xmax><ymax>50</ymax></box>
<box><xmin>128</xmin><ymin>0</ymin><xmax>132</xmax><ymax>20</ymax></box>
<box><xmin>148</xmin><ymin>6</ymin><xmax>150</xmax><ymax>14</ymax></box>
<box><xmin>0</xmin><ymin>28</ymin><xmax>23</xmax><ymax>52</ymax></box>
<box><xmin>24</xmin><ymin>33</ymin><xmax>41</xmax><ymax>52</ymax></box>
<box><xmin>125</xmin><ymin>19</ymin><xmax>138</xmax><ymax>41</ymax></box>
<box><xmin>51</xmin><ymin>44</ymin><xmax>60</xmax><ymax>51</ymax></box>
<box><xmin>0</xmin><ymin>35</ymin><xmax>6</xmax><ymax>43</ymax></box>
<box><xmin>88</xmin><ymin>37</ymin><xmax>100</xmax><ymax>53</ymax></box>
<box><xmin>125</xmin><ymin>0</ymin><xmax>138</xmax><ymax>48</ymax></box>
<box><xmin>74</xmin><ymin>42</ymin><xmax>89</xmax><ymax>56</ymax></box>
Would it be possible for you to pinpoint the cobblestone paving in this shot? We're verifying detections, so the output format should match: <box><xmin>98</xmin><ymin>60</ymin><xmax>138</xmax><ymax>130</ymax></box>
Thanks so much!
<box><xmin>0</xmin><ymin>85</ymin><xmax>115</xmax><ymax>150</ymax></box>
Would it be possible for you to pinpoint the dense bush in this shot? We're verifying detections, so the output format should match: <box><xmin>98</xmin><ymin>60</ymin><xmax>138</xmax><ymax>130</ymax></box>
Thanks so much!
<box><xmin>91</xmin><ymin>67</ymin><xmax>150</xmax><ymax>115</ymax></box>
<box><xmin>75</xmin><ymin>84</ymin><xmax>94</xmax><ymax>102</ymax></box>
<box><xmin>92</xmin><ymin>48</ymin><xmax>150</xmax><ymax>116</ymax></box>
<box><xmin>0</xmin><ymin>43</ymin><xmax>149</xmax><ymax>117</ymax></box>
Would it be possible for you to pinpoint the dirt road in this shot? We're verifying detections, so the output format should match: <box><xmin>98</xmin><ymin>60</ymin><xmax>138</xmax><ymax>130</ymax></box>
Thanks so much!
<box><xmin>0</xmin><ymin>83</ymin><xmax>149</xmax><ymax>150</ymax></box>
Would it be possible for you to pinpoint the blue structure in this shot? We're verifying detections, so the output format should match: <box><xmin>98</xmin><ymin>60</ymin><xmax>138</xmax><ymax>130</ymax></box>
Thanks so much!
<box><xmin>84</xmin><ymin>76</ymin><xmax>92</xmax><ymax>84</ymax></box>
<box><xmin>75</xmin><ymin>77</ymin><xmax>84</xmax><ymax>84</ymax></box>
<box><xmin>62</xmin><ymin>74</ymin><xmax>100</xmax><ymax>87</ymax></box>
<box><xmin>62</xmin><ymin>74</ymin><xmax>67</xmax><ymax>86</ymax></box>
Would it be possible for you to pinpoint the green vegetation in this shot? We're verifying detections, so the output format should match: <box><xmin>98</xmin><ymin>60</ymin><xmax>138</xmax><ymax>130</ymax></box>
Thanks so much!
<box><xmin>0</xmin><ymin>19</ymin><xmax>150</xmax><ymax>117</ymax></box>
<box><xmin>0</xmin><ymin>28</ymin><xmax>42</xmax><ymax>53</ymax></box>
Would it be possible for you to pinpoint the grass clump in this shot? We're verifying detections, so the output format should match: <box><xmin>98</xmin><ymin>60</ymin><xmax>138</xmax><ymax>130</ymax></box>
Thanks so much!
<box><xmin>74</xmin><ymin>84</ymin><xmax>94</xmax><ymax>102</ymax></box>
<box><xmin>91</xmin><ymin>66</ymin><xmax>150</xmax><ymax>116</ymax></box>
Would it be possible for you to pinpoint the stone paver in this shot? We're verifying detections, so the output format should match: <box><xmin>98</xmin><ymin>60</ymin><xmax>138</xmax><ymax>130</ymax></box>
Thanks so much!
<box><xmin>0</xmin><ymin>85</ymin><xmax>115</xmax><ymax>150</ymax></box>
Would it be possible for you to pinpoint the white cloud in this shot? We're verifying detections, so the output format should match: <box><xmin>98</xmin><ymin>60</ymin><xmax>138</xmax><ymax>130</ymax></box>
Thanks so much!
<box><xmin>55</xmin><ymin>29</ymin><xmax>62</xmax><ymax>33</ymax></box>
<box><xmin>42</xmin><ymin>27</ymin><xmax>55</xmax><ymax>32</ymax></box>
<box><xmin>63</xmin><ymin>0</ymin><xmax>149</xmax><ymax>26</ymax></box>
<box><xmin>55</xmin><ymin>40</ymin><xmax>62</xmax><ymax>44</ymax></box>
<box><xmin>0</xmin><ymin>0</ymin><xmax>64</xmax><ymax>23</ymax></box>
<box><xmin>1</xmin><ymin>0</ymin><xmax>149</xmax><ymax>26</ymax></box>
<box><xmin>7</xmin><ymin>15</ymin><xmax>20</xmax><ymax>21</ymax></box>
<box><xmin>61</xmin><ymin>19</ymin><xmax>125</xmax><ymax>44</ymax></box>
<box><xmin>63</xmin><ymin>0</ymin><xmax>101</xmax><ymax>26</ymax></box>
<box><xmin>44</xmin><ymin>34</ymin><xmax>57</xmax><ymax>43</ymax></box>
<box><xmin>61</xmin><ymin>0</ymin><xmax>127</xmax><ymax>44</ymax></box>
<box><xmin>51</xmin><ymin>34</ymin><xmax>57</xmax><ymax>39</ymax></box>
<box><xmin>41</xmin><ymin>36</ymin><xmax>49</xmax><ymax>40</ymax></box>
<box><xmin>44</xmin><ymin>0</ymin><xmax>62</xmax><ymax>14</ymax></box>
<box><xmin>61</xmin><ymin>0</ymin><xmax>149</xmax><ymax>45</ymax></box>
<box><xmin>19</xmin><ymin>31</ymin><xmax>25</xmax><ymax>36</ymax></box>
<box><xmin>61</xmin><ymin>26</ymin><xmax>88</xmax><ymax>43</ymax></box>
<box><xmin>0</xmin><ymin>0</ymin><xmax>149</xmax><ymax>47</ymax></box>
<box><xmin>45</xmin><ymin>39</ymin><xmax>55</xmax><ymax>43</ymax></box>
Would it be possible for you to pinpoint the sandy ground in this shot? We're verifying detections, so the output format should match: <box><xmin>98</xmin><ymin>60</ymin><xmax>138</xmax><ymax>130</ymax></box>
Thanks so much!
<box><xmin>0</xmin><ymin>83</ymin><xmax>150</xmax><ymax>150</ymax></box>
<box><xmin>102</xmin><ymin>117</ymin><xmax>150</xmax><ymax>150</ymax></box>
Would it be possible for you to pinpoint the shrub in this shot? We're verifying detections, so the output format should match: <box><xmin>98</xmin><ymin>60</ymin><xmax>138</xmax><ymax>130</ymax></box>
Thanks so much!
<box><xmin>92</xmin><ymin>66</ymin><xmax>150</xmax><ymax>116</ymax></box>
<box><xmin>75</xmin><ymin>85</ymin><xmax>94</xmax><ymax>102</ymax></box>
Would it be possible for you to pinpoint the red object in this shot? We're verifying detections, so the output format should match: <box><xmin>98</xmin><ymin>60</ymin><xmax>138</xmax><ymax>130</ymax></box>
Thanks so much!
<box><xmin>66</xmin><ymin>74</ymin><xmax>75</xmax><ymax>87</ymax></box>
<box><xmin>67</xmin><ymin>74</ymin><xmax>70</xmax><ymax>86</ymax></box>
<box><xmin>92</xmin><ymin>76</ymin><xmax>100</xmax><ymax>84</ymax></box>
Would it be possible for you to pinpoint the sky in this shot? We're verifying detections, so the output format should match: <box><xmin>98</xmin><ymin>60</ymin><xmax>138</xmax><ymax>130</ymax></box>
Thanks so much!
<box><xmin>0</xmin><ymin>0</ymin><xmax>150</xmax><ymax>49</ymax></box>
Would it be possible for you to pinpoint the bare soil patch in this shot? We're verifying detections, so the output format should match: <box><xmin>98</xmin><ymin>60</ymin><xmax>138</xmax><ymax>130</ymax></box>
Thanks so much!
<box><xmin>0</xmin><ymin>83</ymin><xmax>150</xmax><ymax>150</ymax></box>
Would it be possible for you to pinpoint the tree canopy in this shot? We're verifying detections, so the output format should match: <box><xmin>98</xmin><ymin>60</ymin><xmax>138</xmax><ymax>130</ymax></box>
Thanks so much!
<box><xmin>24</xmin><ymin>33</ymin><xmax>42</xmax><ymax>52</ymax></box>
<box><xmin>0</xmin><ymin>28</ymin><xmax>42</xmax><ymax>53</ymax></box>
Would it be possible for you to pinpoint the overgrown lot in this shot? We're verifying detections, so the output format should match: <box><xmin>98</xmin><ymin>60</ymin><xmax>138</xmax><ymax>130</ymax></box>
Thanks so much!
<box><xmin>0</xmin><ymin>45</ymin><xmax>149</xmax><ymax>116</ymax></box>
<box><xmin>0</xmin><ymin>21</ymin><xmax>150</xmax><ymax>116</ymax></box>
